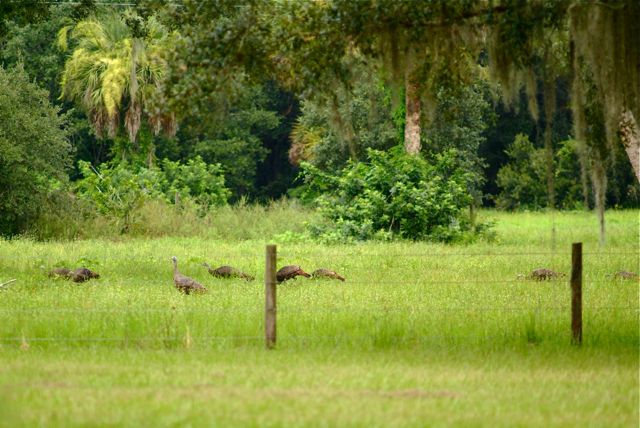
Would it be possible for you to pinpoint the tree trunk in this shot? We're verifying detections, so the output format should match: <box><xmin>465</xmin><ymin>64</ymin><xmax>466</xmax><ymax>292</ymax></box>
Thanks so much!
<box><xmin>591</xmin><ymin>157</ymin><xmax>607</xmax><ymax>247</ymax></box>
<box><xmin>619</xmin><ymin>110</ymin><xmax>640</xmax><ymax>183</ymax></box>
<box><xmin>404</xmin><ymin>73</ymin><xmax>421</xmax><ymax>155</ymax></box>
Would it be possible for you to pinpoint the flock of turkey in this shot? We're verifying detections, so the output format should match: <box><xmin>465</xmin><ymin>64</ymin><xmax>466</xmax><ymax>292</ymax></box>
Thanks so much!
<box><xmin>170</xmin><ymin>256</ymin><xmax>346</xmax><ymax>294</ymax></box>
<box><xmin>43</xmin><ymin>259</ymin><xmax>638</xmax><ymax>296</ymax></box>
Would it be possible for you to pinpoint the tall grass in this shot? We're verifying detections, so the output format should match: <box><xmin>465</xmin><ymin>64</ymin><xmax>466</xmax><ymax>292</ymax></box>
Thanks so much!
<box><xmin>30</xmin><ymin>198</ymin><xmax>317</xmax><ymax>241</ymax></box>
<box><xmin>0</xmin><ymin>210</ymin><xmax>637</xmax><ymax>426</ymax></box>
<box><xmin>1</xmin><ymin>209</ymin><xmax>637</xmax><ymax>351</ymax></box>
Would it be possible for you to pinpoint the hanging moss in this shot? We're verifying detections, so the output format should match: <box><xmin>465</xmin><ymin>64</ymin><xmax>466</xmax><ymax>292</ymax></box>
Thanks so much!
<box><xmin>569</xmin><ymin>1</ymin><xmax>640</xmax><ymax>149</ymax></box>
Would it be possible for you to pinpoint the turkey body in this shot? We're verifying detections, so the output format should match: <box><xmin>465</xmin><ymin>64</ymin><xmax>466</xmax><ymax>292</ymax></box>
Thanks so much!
<box><xmin>276</xmin><ymin>265</ymin><xmax>310</xmax><ymax>283</ymax></box>
<box><xmin>172</xmin><ymin>256</ymin><xmax>207</xmax><ymax>294</ymax></box>
<box><xmin>203</xmin><ymin>263</ymin><xmax>254</xmax><ymax>281</ymax></box>
<box><xmin>71</xmin><ymin>267</ymin><xmax>100</xmax><ymax>283</ymax></box>
<box><xmin>530</xmin><ymin>268</ymin><xmax>565</xmax><ymax>281</ymax></box>
<box><xmin>48</xmin><ymin>267</ymin><xmax>72</xmax><ymax>279</ymax></box>
<box><xmin>311</xmin><ymin>268</ymin><xmax>346</xmax><ymax>282</ymax></box>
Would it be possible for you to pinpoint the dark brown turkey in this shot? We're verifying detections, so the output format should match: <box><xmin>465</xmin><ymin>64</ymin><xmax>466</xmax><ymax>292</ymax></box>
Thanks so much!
<box><xmin>171</xmin><ymin>256</ymin><xmax>207</xmax><ymax>294</ymax></box>
<box><xmin>71</xmin><ymin>267</ymin><xmax>100</xmax><ymax>283</ymax></box>
<box><xmin>311</xmin><ymin>268</ymin><xmax>346</xmax><ymax>282</ymax></box>
<box><xmin>276</xmin><ymin>265</ymin><xmax>310</xmax><ymax>283</ymax></box>
<box><xmin>530</xmin><ymin>268</ymin><xmax>565</xmax><ymax>281</ymax></box>
<box><xmin>48</xmin><ymin>267</ymin><xmax>72</xmax><ymax>279</ymax></box>
<box><xmin>202</xmin><ymin>263</ymin><xmax>255</xmax><ymax>281</ymax></box>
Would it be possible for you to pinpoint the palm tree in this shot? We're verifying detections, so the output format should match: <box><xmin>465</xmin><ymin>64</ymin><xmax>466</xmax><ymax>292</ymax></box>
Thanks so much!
<box><xmin>58</xmin><ymin>12</ymin><xmax>175</xmax><ymax>166</ymax></box>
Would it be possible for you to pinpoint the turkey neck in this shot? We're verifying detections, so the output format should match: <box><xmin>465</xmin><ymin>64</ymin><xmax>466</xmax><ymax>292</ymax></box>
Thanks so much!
<box><xmin>172</xmin><ymin>259</ymin><xmax>179</xmax><ymax>278</ymax></box>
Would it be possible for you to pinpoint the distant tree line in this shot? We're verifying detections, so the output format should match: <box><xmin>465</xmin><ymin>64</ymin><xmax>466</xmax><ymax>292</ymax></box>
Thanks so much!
<box><xmin>0</xmin><ymin>0</ymin><xmax>637</xmax><ymax>241</ymax></box>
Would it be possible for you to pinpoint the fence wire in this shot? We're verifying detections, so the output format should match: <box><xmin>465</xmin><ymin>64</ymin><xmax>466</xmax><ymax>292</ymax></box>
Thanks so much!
<box><xmin>0</xmin><ymin>305</ymin><xmax>637</xmax><ymax>315</ymax></box>
<box><xmin>0</xmin><ymin>251</ymin><xmax>638</xmax><ymax>261</ymax></box>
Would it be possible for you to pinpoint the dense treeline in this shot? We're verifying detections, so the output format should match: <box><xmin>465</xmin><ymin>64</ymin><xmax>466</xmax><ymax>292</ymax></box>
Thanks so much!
<box><xmin>0</xmin><ymin>0</ymin><xmax>637</xmax><ymax>241</ymax></box>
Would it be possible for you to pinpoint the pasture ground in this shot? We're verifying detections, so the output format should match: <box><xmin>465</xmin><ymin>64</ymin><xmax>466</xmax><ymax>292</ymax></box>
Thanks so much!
<box><xmin>0</xmin><ymin>210</ymin><xmax>638</xmax><ymax>426</ymax></box>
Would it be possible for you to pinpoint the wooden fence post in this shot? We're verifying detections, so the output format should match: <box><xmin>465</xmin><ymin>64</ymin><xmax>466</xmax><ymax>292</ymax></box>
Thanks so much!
<box><xmin>265</xmin><ymin>244</ymin><xmax>277</xmax><ymax>349</ymax></box>
<box><xmin>571</xmin><ymin>242</ymin><xmax>583</xmax><ymax>345</ymax></box>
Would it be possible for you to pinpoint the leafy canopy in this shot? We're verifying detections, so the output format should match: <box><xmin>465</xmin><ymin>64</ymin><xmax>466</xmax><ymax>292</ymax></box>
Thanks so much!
<box><xmin>0</xmin><ymin>65</ymin><xmax>72</xmax><ymax>236</ymax></box>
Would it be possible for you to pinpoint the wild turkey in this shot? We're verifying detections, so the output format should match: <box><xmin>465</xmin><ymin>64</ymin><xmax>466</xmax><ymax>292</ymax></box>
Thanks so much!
<box><xmin>613</xmin><ymin>271</ymin><xmax>639</xmax><ymax>280</ymax></box>
<box><xmin>202</xmin><ymin>263</ymin><xmax>255</xmax><ymax>281</ymax></box>
<box><xmin>311</xmin><ymin>268</ymin><xmax>346</xmax><ymax>282</ymax></box>
<box><xmin>530</xmin><ymin>268</ymin><xmax>565</xmax><ymax>281</ymax></box>
<box><xmin>48</xmin><ymin>267</ymin><xmax>72</xmax><ymax>279</ymax></box>
<box><xmin>71</xmin><ymin>267</ymin><xmax>100</xmax><ymax>283</ymax></box>
<box><xmin>171</xmin><ymin>256</ymin><xmax>207</xmax><ymax>294</ymax></box>
<box><xmin>276</xmin><ymin>265</ymin><xmax>311</xmax><ymax>283</ymax></box>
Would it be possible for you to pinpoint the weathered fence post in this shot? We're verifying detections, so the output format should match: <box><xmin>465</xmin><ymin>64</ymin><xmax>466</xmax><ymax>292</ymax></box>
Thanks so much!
<box><xmin>265</xmin><ymin>244</ymin><xmax>277</xmax><ymax>349</ymax></box>
<box><xmin>571</xmin><ymin>242</ymin><xmax>583</xmax><ymax>345</ymax></box>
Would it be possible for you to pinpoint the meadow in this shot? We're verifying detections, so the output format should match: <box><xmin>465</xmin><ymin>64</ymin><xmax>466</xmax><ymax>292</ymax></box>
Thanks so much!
<box><xmin>0</xmin><ymin>209</ymin><xmax>637</xmax><ymax>427</ymax></box>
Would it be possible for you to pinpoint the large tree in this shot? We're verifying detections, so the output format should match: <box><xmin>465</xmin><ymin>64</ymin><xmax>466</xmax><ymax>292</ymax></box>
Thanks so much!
<box><xmin>0</xmin><ymin>66</ymin><xmax>72</xmax><ymax>236</ymax></box>
<box><xmin>167</xmin><ymin>0</ymin><xmax>638</xmax><ymax>189</ymax></box>
<box><xmin>58</xmin><ymin>11</ymin><xmax>176</xmax><ymax>166</ymax></box>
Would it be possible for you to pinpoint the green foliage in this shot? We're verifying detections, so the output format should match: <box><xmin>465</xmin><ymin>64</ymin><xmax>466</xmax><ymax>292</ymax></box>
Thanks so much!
<box><xmin>58</xmin><ymin>10</ymin><xmax>176</xmax><ymax>153</ymax></box>
<box><xmin>31</xmin><ymin>185</ymin><xmax>95</xmax><ymax>241</ymax></box>
<box><xmin>178</xmin><ymin>85</ymin><xmax>279</xmax><ymax>199</ymax></box>
<box><xmin>0</xmin><ymin>0</ymin><xmax>50</xmax><ymax>42</ymax></box>
<box><xmin>555</xmin><ymin>139</ymin><xmax>588</xmax><ymax>209</ymax></box>
<box><xmin>495</xmin><ymin>134</ymin><xmax>547</xmax><ymax>210</ymax></box>
<box><xmin>160</xmin><ymin>156</ymin><xmax>230</xmax><ymax>210</ymax></box>
<box><xmin>301</xmin><ymin>147</ymin><xmax>476</xmax><ymax>242</ymax></box>
<box><xmin>76</xmin><ymin>161</ymin><xmax>165</xmax><ymax>233</ymax></box>
<box><xmin>0</xmin><ymin>4</ymin><xmax>114</xmax><ymax>171</ymax></box>
<box><xmin>290</xmin><ymin>65</ymin><xmax>399</xmax><ymax>171</ymax></box>
<box><xmin>496</xmin><ymin>134</ymin><xmax>587</xmax><ymax>210</ymax></box>
<box><xmin>0</xmin><ymin>5</ymin><xmax>70</xmax><ymax>100</ymax></box>
<box><xmin>424</xmin><ymin>81</ymin><xmax>494</xmax><ymax>203</ymax></box>
<box><xmin>0</xmin><ymin>66</ymin><xmax>72</xmax><ymax>236</ymax></box>
<box><xmin>292</xmin><ymin>71</ymin><xmax>493</xmax><ymax>207</ymax></box>
<box><xmin>157</xmin><ymin>74</ymin><xmax>294</xmax><ymax>201</ymax></box>
<box><xmin>76</xmin><ymin>158</ymin><xmax>229</xmax><ymax>232</ymax></box>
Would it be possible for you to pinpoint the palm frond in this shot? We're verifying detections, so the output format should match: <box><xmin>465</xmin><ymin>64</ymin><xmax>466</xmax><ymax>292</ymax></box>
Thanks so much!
<box><xmin>59</xmin><ymin>11</ymin><xmax>173</xmax><ymax>143</ymax></box>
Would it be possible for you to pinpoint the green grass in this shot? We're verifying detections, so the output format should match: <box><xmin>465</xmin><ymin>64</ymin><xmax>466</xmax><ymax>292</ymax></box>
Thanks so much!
<box><xmin>0</xmin><ymin>210</ymin><xmax>638</xmax><ymax>426</ymax></box>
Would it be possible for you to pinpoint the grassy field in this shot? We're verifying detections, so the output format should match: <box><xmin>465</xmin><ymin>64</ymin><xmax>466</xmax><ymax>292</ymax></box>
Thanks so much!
<box><xmin>0</xmin><ymin>210</ymin><xmax>638</xmax><ymax>426</ymax></box>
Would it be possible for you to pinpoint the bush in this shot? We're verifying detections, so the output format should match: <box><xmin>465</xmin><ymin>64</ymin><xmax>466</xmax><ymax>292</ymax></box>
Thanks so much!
<box><xmin>75</xmin><ymin>157</ymin><xmax>229</xmax><ymax>233</ymax></box>
<box><xmin>300</xmin><ymin>147</ymin><xmax>478</xmax><ymax>242</ymax></box>
<box><xmin>160</xmin><ymin>156</ymin><xmax>230</xmax><ymax>211</ymax></box>
<box><xmin>76</xmin><ymin>161</ymin><xmax>166</xmax><ymax>233</ymax></box>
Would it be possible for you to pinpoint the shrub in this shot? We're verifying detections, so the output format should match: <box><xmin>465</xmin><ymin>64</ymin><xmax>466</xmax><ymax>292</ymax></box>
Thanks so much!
<box><xmin>160</xmin><ymin>156</ymin><xmax>230</xmax><ymax>211</ymax></box>
<box><xmin>76</xmin><ymin>157</ymin><xmax>229</xmax><ymax>233</ymax></box>
<box><xmin>76</xmin><ymin>161</ymin><xmax>166</xmax><ymax>233</ymax></box>
<box><xmin>300</xmin><ymin>147</ymin><xmax>477</xmax><ymax>242</ymax></box>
